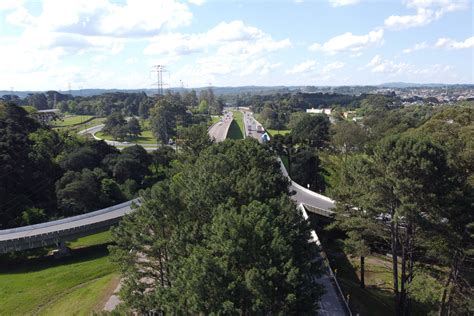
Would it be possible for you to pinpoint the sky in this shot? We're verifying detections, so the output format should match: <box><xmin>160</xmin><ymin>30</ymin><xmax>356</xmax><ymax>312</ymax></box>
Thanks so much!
<box><xmin>0</xmin><ymin>0</ymin><xmax>472</xmax><ymax>90</ymax></box>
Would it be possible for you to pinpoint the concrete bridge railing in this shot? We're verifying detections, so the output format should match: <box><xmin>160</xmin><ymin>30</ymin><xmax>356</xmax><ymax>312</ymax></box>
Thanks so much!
<box><xmin>0</xmin><ymin>199</ymin><xmax>139</xmax><ymax>254</ymax></box>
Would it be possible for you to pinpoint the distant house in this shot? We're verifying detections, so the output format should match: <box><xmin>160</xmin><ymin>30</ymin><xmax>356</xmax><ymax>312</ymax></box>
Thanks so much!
<box><xmin>343</xmin><ymin>111</ymin><xmax>356</xmax><ymax>119</ymax></box>
<box><xmin>306</xmin><ymin>108</ymin><xmax>332</xmax><ymax>115</ymax></box>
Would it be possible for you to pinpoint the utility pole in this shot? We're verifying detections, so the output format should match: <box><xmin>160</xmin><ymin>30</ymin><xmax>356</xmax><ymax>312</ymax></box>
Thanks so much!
<box><xmin>151</xmin><ymin>65</ymin><xmax>167</xmax><ymax>96</ymax></box>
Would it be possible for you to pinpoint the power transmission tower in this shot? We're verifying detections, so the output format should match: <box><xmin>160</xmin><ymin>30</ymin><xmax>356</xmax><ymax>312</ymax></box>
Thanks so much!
<box><xmin>152</xmin><ymin>65</ymin><xmax>167</xmax><ymax>95</ymax></box>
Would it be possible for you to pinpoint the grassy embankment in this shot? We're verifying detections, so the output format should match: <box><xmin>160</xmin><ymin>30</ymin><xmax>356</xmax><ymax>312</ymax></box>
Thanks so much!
<box><xmin>51</xmin><ymin>115</ymin><xmax>106</xmax><ymax>134</ymax></box>
<box><xmin>227</xmin><ymin>111</ymin><xmax>245</xmax><ymax>140</ymax></box>
<box><xmin>0</xmin><ymin>231</ymin><xmax>119</xmax><ymax>315</ymax></box>
<box><xmin>96</xmin><ymin>130</ymin><xmax>156</xmax><ymax>144</ymax></box>
<box><xmin>51</xmin><ymin>115</ymin><xmax>95</xmax><ymax>127</ymax></box>
<box><xmin>253</xmin><ymin>114</ymin><xmax>291</xmax><ymax>137</ymax></box>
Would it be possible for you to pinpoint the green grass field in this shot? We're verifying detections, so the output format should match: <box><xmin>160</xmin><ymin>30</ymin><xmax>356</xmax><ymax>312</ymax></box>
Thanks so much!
<box><xmin>67</xmin><ymin>230</ymin><xmax>112</xmax><ymax>249</ymax></box>
<box><xmin>96</xmin><ymin>130</ymin><xmax>158</xmax><ymax>144</ymax></box>
<box><xmin>0</xmin><ymin>231</ymin><xmax>119</xmax><ymax>315</ymax></box>
<box><xmin>51</xmin><ymin>115</ymin><xmax>95</xmax><ymax>127</ymax></box>
<box><xmin>267</xmin><ymin>129</ymin><xmax>291</xmax><ymax>136</ymax></box>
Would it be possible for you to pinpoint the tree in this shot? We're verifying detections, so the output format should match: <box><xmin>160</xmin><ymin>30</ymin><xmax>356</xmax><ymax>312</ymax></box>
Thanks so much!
<box><xmin>110</xmin><ymin>139</ymin><xmax>323</xmax><ymax>314</ymax></box>
<box><xmin>269</xmin><ymin>134</ymin><xmax>294</xmax><ymax>177</ymax></box>
<box><xmin>27</xmin><ymin>93</ymin><xmax>48</xmax><ymax>110</ymax></box>
<box><xmin>150</xmin><ymin>146</ymin><xmax>176</xmax><ymax>175</ymax></box>
<box><xmin>103</xmin><ymin>112</ymin><xmax>127</xmax><ymax>140</ymax></box>
<box><xmin>55</xmin><ymin>168</ymin><xmax>107</xmax><ymax>216</ymax></box>
<box><xmin>150</xmin><ymin>96</ymin><xmax>187</xmax><ymax>143</ymax></box>
<box><xmin>197</xmin><ymin>99</ymin><xmax>209</xmax><ymax>114</ymax></box>
<box><xmin>178</xmin><ymin>124</ymin><xmax>213</xmax><ymax>158</ymax></box>
<box><xmin>290</xmin><ymin>147</ymin><xmax>326</xmax><ymax>192</ymax></box>
<box><xmin>183</xmin><ymin>89</ymin><xmax>198</xmax><ymax>109</ymax></box>
<box><xmin>291</xmin><ymin>114</ymin><xmax>330</xmax><ymax>149</ymax></box>
<box><xmin>343</xmin><ymin>232</ymin><xmax>370</xmax><ymax>288</ymax></box>
<box><xmin>112</xmin><ymin>145</ymin><xmax>151</xmax><ymax>184</ymax></box>
<box><xmin>0</xmin><ymin>102</ymin><xmax>55</xmax><ymax>228</ymax></box>
<box><xmin>330</xmin><ymin>120</ymin><xmax>368</xmax><ymax>155</ymax></box>
<box><xmin>332</xmin><ymin>135</ymin><xmax>455</xmax><ymax>315</ymax></box>
<box><xmin>127</xmin><ymin>117</ymin><xmax>142</xmax><ymax>138</ymax></box>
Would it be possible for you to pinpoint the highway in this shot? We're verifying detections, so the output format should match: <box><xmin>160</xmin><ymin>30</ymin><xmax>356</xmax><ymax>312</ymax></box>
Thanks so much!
<box><xmin>208</xmin><ymin>111</ymin><xmax>233</xmax><ymax>142</ymax></box>
<box><xmin>242</xmin><ymin>110</ymin><xmax>264</xmax><ymax>142</ymax></box>
<box><xmin>242</xmin><ymin>111</ymin><xmax>335</xmax><ymax>215</ymax></box>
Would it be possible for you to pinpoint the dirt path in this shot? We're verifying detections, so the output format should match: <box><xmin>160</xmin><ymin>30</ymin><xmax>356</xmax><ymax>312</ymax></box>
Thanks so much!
<box><xmin>103</xmin><ymin>278</ymin><xmax>123</xmax><ymax>311</ymax></box>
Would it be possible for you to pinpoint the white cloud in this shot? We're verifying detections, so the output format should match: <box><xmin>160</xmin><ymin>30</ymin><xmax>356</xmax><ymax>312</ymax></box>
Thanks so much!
<box><xmin>435</xmin><ymin>36</ymin><xmax>474</xmax><ymax>49</ymax></box>
<box><xmin>384</xmin><ymin>0</ymin><xmax>468</xmax><ymax>30</ymax></box>
<box><xmin>0</xmin><ymin>0</ymin><xmax>23</xmax><ymax>11</ymax></box>
<box><xmin>322</xmin><ymin>61</ymin><xmax>345</xmax><ymax>73</ymax></box>
<box><xmin>6</xmin><ymin>0</ymin><xmax>192</xmax><ymax>37</ymax></box>
<box><xmin>309</xmin><ymin>29</ymin><xmax>383</xmax><ymax>54</ymax></box>
<box><xmin>329</xmin><ymin>0</ymin><xmax>360</xmax><ymax>7</ymax></box>
<box><xmin>365</xmin><ymin>55</ymin><xmax>453</xmax><ymax>79</ymax></box>
<box><xmin>366</xmin><ymin>55</ymin><xmax>381</xmax><ymax>67</ymax></box>
<box><xmin>366</xmin><ymin>55</ymin><xmax>409</xmax><ymax>74</ymax></box>
<box><xmin>403</xmin><ymin>41</ymin><xmax>428</xmax><ymax>53</ymax></box>
<box><xmin>287</xmin><ymin>60</ymin><xmax>317</xmax><ymax>74</ymax></box>
<box><xmin>149</xmin><ymin>20</ymin><xmax>291</xmax><ymax>87</ymax></box>
<box><xmin>144</xmin><ymin>20</ymin><xmax>291</xmax><ymax>58</ymax></box>
<box><xmin>188</xmin><ymin>0</ymin><xmax>205</xmax><ymax>5</ymax></box>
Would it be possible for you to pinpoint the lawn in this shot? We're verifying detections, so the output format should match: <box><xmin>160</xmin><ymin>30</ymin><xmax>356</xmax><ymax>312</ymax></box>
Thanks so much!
<box><xmin>267</xmin><ymin>129</ymin><xmax>291</xmax><ymax>136</ymax></box>
<box><xmin>96</xmin><ymin>130</ymin><xmax>158</xmax><ymax>144</ymax></box>
<box><xmin>227</xmin><ymin>111</ymin><xmax>245</xmax><ymax>140</ymax></box>
<box><xmin>0</xmin><ymin>232</ymin><xmax>119</xmax><ymax>315</ymax></box>
<box><xmin>67</xmin><ymin>230</ymin><xmax>112</xmax><ymax>249</ymax></box>
<box><xmin>51</xmin><ymin>115</ymin><xmax>95</xmax><ymax>127</ymax></box>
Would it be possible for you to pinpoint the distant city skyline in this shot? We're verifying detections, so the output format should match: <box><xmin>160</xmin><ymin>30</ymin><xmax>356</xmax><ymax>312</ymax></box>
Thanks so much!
<box><xmin>0</xmin><ymin>0</ymin><xmax>472</xmax><ymax>90</ymax></box>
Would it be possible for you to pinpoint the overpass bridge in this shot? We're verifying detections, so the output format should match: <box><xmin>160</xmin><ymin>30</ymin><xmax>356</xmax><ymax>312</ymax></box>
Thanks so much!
<box><xmin>0</xmin><ymin>200</ymin><xmax>137</xmax><ymax>254</ymax></box>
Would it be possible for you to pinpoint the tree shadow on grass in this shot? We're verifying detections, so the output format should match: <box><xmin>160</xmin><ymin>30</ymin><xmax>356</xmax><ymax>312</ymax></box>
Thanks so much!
<box><xmin>0</xmin><ymin>244</ymin><xmax>112</xmax><ymax>274</ymax></box>
<box><xmin>314</xmin><ymin>220</ymin><xmax>396</xmax><ymax>316</ymax></box>
<box><xmin>227</xmin><ymin>120</ymin><xmax>244</xmax><ymax>140</ymax></box>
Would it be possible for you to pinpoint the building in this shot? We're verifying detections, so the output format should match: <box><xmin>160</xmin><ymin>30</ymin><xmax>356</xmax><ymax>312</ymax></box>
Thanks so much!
<box><xmin>306</xmin><ymin>108</ymin><xmax>332</xmax><ymax>115</ymax></box>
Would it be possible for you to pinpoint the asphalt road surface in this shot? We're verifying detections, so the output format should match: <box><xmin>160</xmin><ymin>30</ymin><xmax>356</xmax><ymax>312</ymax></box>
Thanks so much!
<box><xmin>242</xmin><ymin>111</ymin><xmax>265</xmax><ymax>142</ymax></box>
<box><xmin>208</xmin><ymin>112</ymin><xmax>233</xmax><ymax>142</ymax></box>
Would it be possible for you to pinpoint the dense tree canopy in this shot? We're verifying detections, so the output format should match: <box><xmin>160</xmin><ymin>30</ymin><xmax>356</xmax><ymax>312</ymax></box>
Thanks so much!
<box><xmin>110</xmin><ymin>139</ymin><xmax>323</xmax><ymax>314</ymax></box>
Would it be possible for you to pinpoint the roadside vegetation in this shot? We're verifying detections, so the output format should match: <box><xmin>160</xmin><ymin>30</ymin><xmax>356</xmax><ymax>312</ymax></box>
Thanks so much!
<box><xmin>259</xmin><ymin>95</ymin><xmax>474</xmax><ymax>315</ymax></box>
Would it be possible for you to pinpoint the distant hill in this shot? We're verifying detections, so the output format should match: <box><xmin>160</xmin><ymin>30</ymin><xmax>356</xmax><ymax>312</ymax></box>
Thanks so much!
<box><xmin>2</xmin><ymin>83</ymin><xmax>472</xmax><ymax>99</ymax></box>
